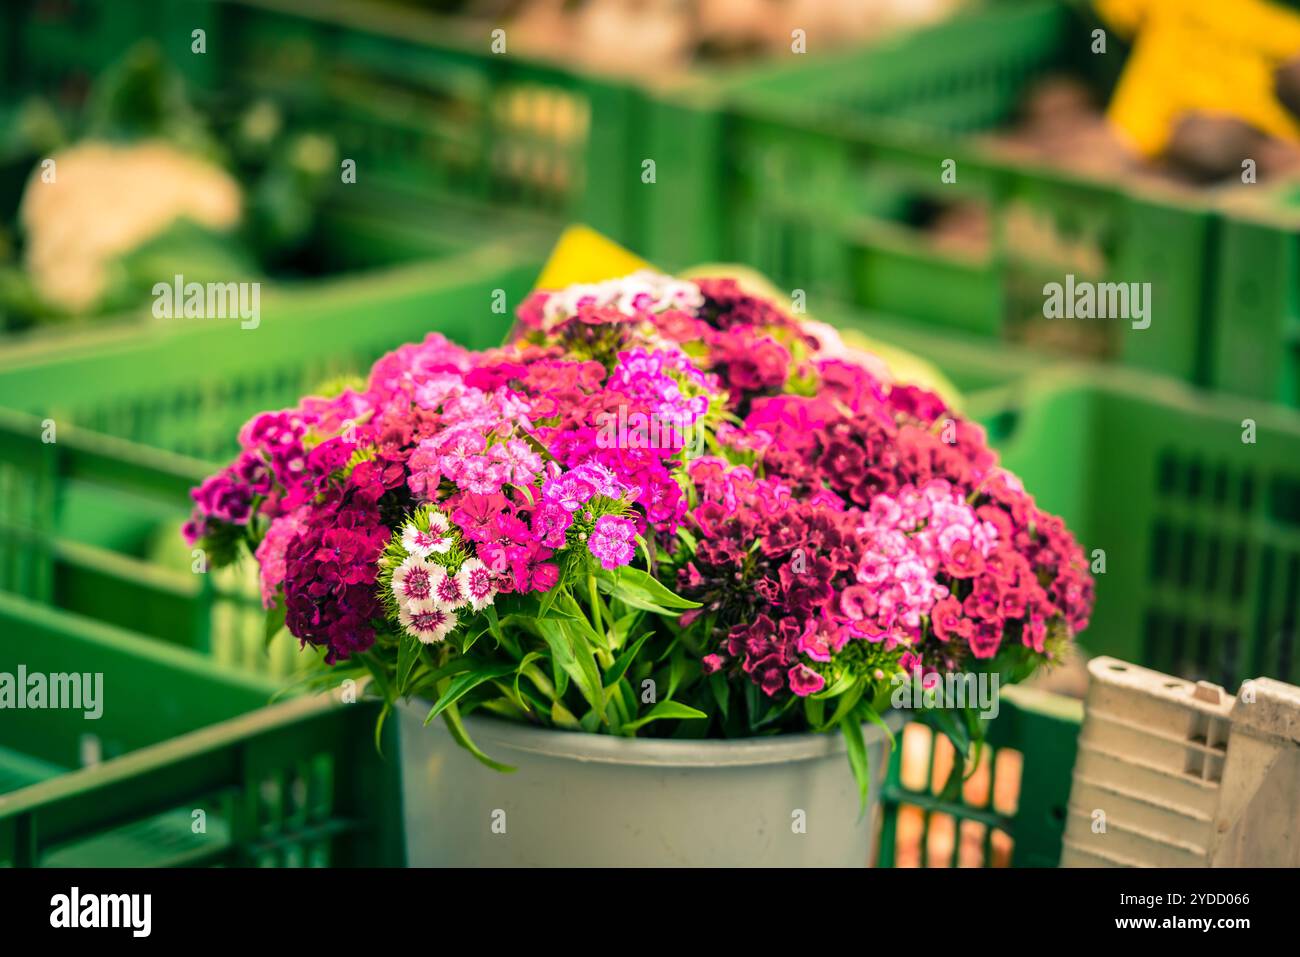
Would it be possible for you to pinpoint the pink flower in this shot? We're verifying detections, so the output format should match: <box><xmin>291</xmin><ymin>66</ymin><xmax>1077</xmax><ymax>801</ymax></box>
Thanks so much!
<box><xmin>254</xmin><ymin>507</ymin><xmax>309</xmax><ymax>609</ymax></box>
<box><xmin>929</xmin><ymin>596</ymin><xmax>972</xmax><ymax>643</ymax></box>
<box><xmin>543</xmin><ymin>471</ymin><xmax>597</xmax><ymax>512</ymax></box>
<box><xmin>490</xmin><ymin>439</ymin><xmax>543</xmax><ymax>485</ymax></box>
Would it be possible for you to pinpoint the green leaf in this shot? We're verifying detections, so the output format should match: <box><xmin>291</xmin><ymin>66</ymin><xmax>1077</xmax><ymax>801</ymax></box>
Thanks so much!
<box><xmin>536</xmin><ymin>583</ymin><xmax>564</xmax><ymax>621</ymax></box>
<box><xmin>606</xmin><ymin>678</ymin><xmax>632</xmax><ymax>729</ymax></box>
<box><xmin>859</xmin><ymin>702</ymin><xmax>897</xmax><ymax>751</ymax></box>
<box><xmin>595</xmin><ymin>566</ymin><xmax>701</xmax><ymax>615</ymax></box>
<box><xmin>550</xmin><ymin>699</ymin><xmax>581</xmax><ymax>729</ymax></box>
<box><xmin>460</xmin><ymin>621</ymin><xmax>491</xmax><ymax>655</ymax></box>
<box><xmin>927</xmin><ymin>705</ymin><xmax>972</xmax><ymax>762</ymax></box>
<box><xmin>405</xmin><ymin>656</ymin><xmax>475</xmax><ymax>701</ymax></box>
<box><xmin>483</xmin><ymin>604</ymin><xmax>505</xmax><ymax>644</ymax></box>
<box><xmin>620</xmin><ymin>699</ymin><xmax>707</xmax><ymax>734</ymax></box>
<box><xmin>358</xmin><ymin>651</ymin><xmax>395</xmax><ymax>704</ymax></box>
<box><xmin>803</xmin><ymin>694</ymin><xmax>825</xmax><ymax>728</ymax></box>
<box><xmin>373</xmin><ymin>700</ymin><xmax>392</xmax><ymax>755</ymax></box>
<box><xmin>839</xmin><ymin>715</ymin><xmax>872</xmax><ymax>818</ymax></box>
<box><xmin>556</xmin><ymin>591</ymin><xmax>611</xmax><ymax>652</ymax></box>
<box><xmin>604</xmin><ymin>630</ymin><xmax>653</xmax><ymax>687</ymax></box>
<box><xmin>513</xmin><ymin>651</ymin><xmax>546</xmax><ymax>711</ymax></box>
<box><xmin>667</xmin><ymin>643</ymin><xmax>691</xmax><ymax>699</ymax></box>
<box><xmin>442</xmin><ymin>702</ymin><xmax>515</xmax><ymax>773</ymax></box>
<box><xmin>817</xmin><ymin>677</ymin><xmax>866</xmax><ymax>733</ymax></box>
<box><xmin>608</xmin><ymin>609</ymin><xmax>642</xmax><ymax>651</ymax></box>
<box><xmin>396</xmin><ymin>630</ymin><xmax>421</xmax><ymax>696</ymax></box>
<box><xmin>709</xmin><ymin>671</ymin><xmax>730</xmax><ymax>721</ymax></box>
<box><xmin>424</xmin><ymin>660</ymin><xmax>521</xmax><ymax>725</ymax></box>
<box><xmin>537</xmin><ymin>619</ymin><xmax>605</xmax><ymax>718</ymax></box>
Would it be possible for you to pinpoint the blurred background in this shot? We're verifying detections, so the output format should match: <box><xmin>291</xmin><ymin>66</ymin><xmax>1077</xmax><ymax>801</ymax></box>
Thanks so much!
<box><xmin>1</xmin><ymin>0</ymin><xmax>1298</xmax><ymax>868</ymax></box>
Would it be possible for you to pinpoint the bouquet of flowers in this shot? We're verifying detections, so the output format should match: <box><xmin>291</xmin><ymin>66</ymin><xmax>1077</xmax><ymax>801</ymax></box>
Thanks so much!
<box><xmin>185</xmin><ymin>260</ymin><xmax>1093</xmax><ymax>795</ymax></box>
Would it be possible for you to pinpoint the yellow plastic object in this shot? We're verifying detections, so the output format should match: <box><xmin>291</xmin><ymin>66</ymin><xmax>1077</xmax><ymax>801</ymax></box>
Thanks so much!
<box><xmin>535</xmin><ymin>229</ymin><xmax>963</xmax><ymax>407</ymax></box>
<box><xmin>534</xmin><ymin>225</ymin><xmax>651</xmax><ymax>289</ymax></box>
<box><xmin>1096</xmin><ymin>0</ymin><xmax>1300</xmax><ymax>156</ymax></box>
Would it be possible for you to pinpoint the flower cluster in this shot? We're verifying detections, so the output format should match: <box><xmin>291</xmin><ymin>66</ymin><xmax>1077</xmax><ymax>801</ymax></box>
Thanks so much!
<box><xmin>188</xmin><ymin>266</ymin><xmax>1092</xmax><ymax>746</ymax></box>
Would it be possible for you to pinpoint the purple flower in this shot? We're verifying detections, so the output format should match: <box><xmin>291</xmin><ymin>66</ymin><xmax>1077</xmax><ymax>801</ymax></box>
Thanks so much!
<box><xmin>543</xmin><ymin>470</ymin><xmax>597</xmax><ymax>512</ymax></box>
<box><xmin>587</xmin><ymin>515</ymin><xmax>636</xmax><ymax>570</ymax></box>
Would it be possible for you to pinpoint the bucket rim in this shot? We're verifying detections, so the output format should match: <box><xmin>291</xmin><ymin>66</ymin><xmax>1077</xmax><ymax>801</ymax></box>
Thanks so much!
<box><xmin>400</xmin><ymin>701</ymin><xmax>903</xmax><ymax>767</ymax></box>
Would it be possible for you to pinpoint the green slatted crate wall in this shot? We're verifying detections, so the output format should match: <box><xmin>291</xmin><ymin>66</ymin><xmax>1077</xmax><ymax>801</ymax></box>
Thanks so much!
<box><xmin>0</xmin><ymin>244</ymin><xmax>539</xmax><ymax>462</ymax></box>
<box><xmin>0</xmin><ymin>592</ymin><xmax>404</xmax><ymax>866</ymax></box>
<box><xmin>1209</xmin><ymin>193</ymin><xmax>1300</xmax><ymax>410</ymax></box>
<box><xmin>636</xmin><ymin>0</ymin><xmax>1219</xmax><ymax>388</ymax></box>
<box><xmin>972</xmin><ymin>368</ymin><xmax>1300</xmax><ymax>689</ymax></box>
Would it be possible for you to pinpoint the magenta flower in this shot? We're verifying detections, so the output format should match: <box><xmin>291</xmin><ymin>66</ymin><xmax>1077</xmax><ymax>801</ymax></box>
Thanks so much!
<box><xmin>788</xmin><ymin>664</ymin><xmax>826</xmax><ymax>697</ymax></box>
<box><xmin>531</xmin><ymin>500</ymin><xmax>573</xmax><ymax>549</ymax></box>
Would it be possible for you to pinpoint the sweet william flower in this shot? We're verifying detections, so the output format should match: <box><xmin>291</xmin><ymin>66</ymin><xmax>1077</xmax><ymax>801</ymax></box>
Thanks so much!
<box><xmin>457</xmin><ymin>558</ymin><xmax>498</xmax><ymax>611</ymax></box>
<box><xmin>400</xmin><ymin>601</ymin><xmax>457</xmax><ymax>644</ymax></box>
<box><xmin>588</xmin><ymin>515</ymin><xmax>636</xmax><ymax>570</ymax></box>
<box><xmin>531</xmin><ymin>500</ymin><xmax>573</xmax><ymax>549</ymax></box>
<box><xmin>189</xmin><ymin>266</ymin><xmax>1092</xmax><ymax>735</ymax></box>
<box><xmin>392</xmin><ymin>557</ymin><xmax>434</xmax><ymax>605</ymax></box>
<box><xmin>401</xmin><ymin>513</ymin><xmax>452</xmax><ymax>558</ymax></box>
<box><xmin>788</xmin><ymin>664</ymin><xmax>826</xmax><ymax>697</ymax></box>
<box><xmin>429</xmin><ymin>565</ymin><xmax>468</xmax><ymax>610</ymax></box>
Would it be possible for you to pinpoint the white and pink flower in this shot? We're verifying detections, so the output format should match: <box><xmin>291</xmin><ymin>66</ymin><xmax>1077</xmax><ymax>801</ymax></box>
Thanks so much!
<box><xmin>429</xmin><ymin>565</ymin><xmax>468</xmax><ymax>610</ymax></box>
<box><xmin>392</xmin><ymin>556</ymin><xmax>434</xmax><ymax>605</ymax></box>
<box><xmin>399</xmin><ymin>601</ymin><xmax>457</xmax><ymax>644</ymax></box>
<box><xmin>401</xmin><ymin>512</ymin><xmax>451</xmax><ymax>559</ymax></box>
<box><xmin>457</xmin><ymin>558</ymin><xmax>497</xmax><ymax>612</ymax></box>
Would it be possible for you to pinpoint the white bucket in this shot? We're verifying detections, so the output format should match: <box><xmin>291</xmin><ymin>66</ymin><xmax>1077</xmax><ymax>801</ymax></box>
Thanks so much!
<box><xmin>398</xmin><ymin>703</ymin><xmax>900</xmax><ymax>866</ymax></box>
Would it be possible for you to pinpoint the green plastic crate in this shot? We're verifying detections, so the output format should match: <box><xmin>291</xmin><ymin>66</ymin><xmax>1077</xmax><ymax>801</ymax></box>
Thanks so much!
<box><xmin>6</xmin><ymin>0</ymin><xmax>645</xmax><ymax>245</ymax></box>
<box><xmin>878</xmin><ymin>686</ymin><xmax>1082</xmax><ymax>867</ymax></box>
<box><xmin>0</xmin><ymin>591</ymin><xmax>404</xmax><ymax>866</ymax></box>
<box><xmin>635</xmin><ymin>0</ymin><xmax>1218</xmax><ymax>388</ymax></box>
<box><xmin>0</xmin><ymin>242</ymin><xmax>542</xmax><ymax>461</ymax></box>
<box><xmin>1209</xmin><ymin>194</ymin><xmax>1300</xmax><ymax>410</ymax></box>
<box><xmin>971</xmin><ymin>366</ymin><xmax>1300</xmax><ymax>689</ymax></box>
<box><xmin>0</xmin><ymin>244</ymin><xmax>544</xmax><ymax>676</ymax></box>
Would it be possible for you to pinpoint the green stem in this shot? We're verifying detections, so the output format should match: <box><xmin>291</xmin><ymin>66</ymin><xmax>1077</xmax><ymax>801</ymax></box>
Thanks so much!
<box><xmin>587</xmin><ymin>570</ymin><xmax>603</xmax><ymax>641</ymax></box>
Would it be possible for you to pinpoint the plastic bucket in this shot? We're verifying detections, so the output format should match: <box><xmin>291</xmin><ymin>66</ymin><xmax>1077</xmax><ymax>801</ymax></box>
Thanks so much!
<box><xmin>398</xmin><ymin>703</ymin><xmax>899</xmax><ymax>866</ymax></box>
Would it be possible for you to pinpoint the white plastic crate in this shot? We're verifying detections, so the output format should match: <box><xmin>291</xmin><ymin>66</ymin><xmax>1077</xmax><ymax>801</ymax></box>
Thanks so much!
<box><xmin>1063</xmin><ymin>656</ymin><xmax>1300</xmax><ymax>867</ymax></box>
